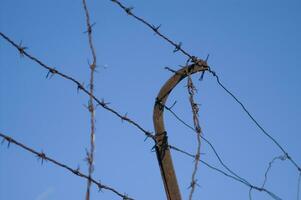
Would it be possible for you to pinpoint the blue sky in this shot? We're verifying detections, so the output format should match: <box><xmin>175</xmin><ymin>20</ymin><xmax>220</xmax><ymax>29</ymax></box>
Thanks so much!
<box><xmin>1</xmin><ymin>0</ymin><xmax>300</xmax><ymax>199</ymax></box>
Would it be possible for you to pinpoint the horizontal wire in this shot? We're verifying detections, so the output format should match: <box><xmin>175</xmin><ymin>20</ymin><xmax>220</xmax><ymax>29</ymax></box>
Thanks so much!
<box><xmin>0</xmin><ymin>32</ymin><xmax>154</xmax><ymax>142</ymax></box>
<box><xmin>0</xmin><ymin>132</ymin><xmax>133</xmax><ymax>200</ymax></box>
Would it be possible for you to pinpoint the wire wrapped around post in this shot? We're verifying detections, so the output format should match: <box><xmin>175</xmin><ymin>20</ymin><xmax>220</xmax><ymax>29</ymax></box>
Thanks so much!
<box><xmin>153</xmin><ymin>59</ymin><xmax>208</xmax><ymax>200</ymax></box>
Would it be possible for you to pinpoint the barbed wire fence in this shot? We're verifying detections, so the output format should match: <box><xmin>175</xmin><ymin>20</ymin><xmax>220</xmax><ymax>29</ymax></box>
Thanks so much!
<box><xmin>1</xmin><ymin>0</ymin><xmax>300</xmax><ymax>200</ymax></box>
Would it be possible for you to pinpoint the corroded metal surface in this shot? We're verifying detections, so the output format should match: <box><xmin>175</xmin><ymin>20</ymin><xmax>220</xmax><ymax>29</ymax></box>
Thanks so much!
<box><xmin>153</xmin><ymin>60</ymin><xmax>208</xmax><ymax>200</ymax></box>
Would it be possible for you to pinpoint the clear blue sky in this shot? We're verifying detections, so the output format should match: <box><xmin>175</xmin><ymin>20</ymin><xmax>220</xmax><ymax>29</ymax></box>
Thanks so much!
<box><xmin>1</xmin><ymin>0</ymin><xmax>300</xmax><ymax>199</ymax></box>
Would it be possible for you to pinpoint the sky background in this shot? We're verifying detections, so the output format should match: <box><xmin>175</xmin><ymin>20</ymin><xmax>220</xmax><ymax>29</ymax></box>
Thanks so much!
<box><xmin>0</xmin><ymin>0</ymin><xmax>300</xmax><ymax>199</ymax></box>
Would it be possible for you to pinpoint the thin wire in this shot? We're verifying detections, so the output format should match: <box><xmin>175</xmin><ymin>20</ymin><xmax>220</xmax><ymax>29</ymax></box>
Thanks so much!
<box><xmin>261</xmin><ymin>155</ymin><xmax>287</xmax><ymax>188</ymax></box>
<box><xmin>0</xmin><ymin>132</ymin><xmax>133</xmax><ymax>200</ymax></box>
<box><xmin>169</xmin><ymin>145</ymin><xmax>282</xmax><ymax>200</ymax></box>
<box><xmin>208</xmin><ymin>71</ymin><xmax>301</xmax><ymax>172</ymax></box>
<box><xmin>162</xmin><ymin>101</ymin><xmax>250</xmax><ymax>185</ymax></box>
<box><xmin>249</xmin><ymin>187</ymin><xmax>253</xmax><ymax>200</ymax></box>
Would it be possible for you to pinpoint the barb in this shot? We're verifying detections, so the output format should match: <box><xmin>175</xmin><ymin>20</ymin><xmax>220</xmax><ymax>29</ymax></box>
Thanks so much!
<box><xmin>110</xmin><ymin>0</ymin><xmax>300</xmax><ymax>172</ymax></box>
<box><xmin>169</xmin><ymin>145</ymin><xmax>282</xmax><ymax>200</ymax></box>
<box><xmin>0</xmin><ymin>132</ymin><xmax>134</xmax><ymax>200</ymax></box>
<box><xmin>82</xmin><ymin>0</ymin><xmax>98</xmax><ymax>199</ymax></box>
<box><xmin>261</xmin><ymin>155</ymin><xmax>287</xmax><ymax>188</ymax></box>
<box><xmin>186</xmin><ymin>62</ymin><xmax>202</xmax><ymax>200</ymax></box>
<box><xmin>0</xmin><ymin>32</ymin><xmax>155</xmax><ymax>142</ymax></box>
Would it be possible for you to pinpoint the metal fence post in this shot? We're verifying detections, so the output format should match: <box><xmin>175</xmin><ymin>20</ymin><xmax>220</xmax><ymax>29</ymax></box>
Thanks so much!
<box><xmin>153</xmin><ymin>60</ymin><xmax>208</xmax><ymax>200</ymax></box>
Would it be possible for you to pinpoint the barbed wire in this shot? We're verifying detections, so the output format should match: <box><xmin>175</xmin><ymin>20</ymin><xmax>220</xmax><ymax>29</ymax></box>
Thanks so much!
<box><xmin>109</xmin><ymin>0</ymin><xmax>301</xmax><ymax>173</ymax></box>
<box><xmin>82</xmin><ymin>0</ymin><xmax>97</xmax><ymax>199</ymax></box>
<box><xmin>0</xmin><ymin>129</ymin><xmax>281</xmax><ymax>200</ymax></box>
<box><xmin>1</xmin><ymin>2</ymin><xmax>299</xmax><ymax>198</ymax></box>
<box><xmin>0</xmin><ymin>32</ymin><xmax>155</xmax><ymax>143</ymax></box>
<box><xmin>110</xmin><ymin>0</ymin><xmax>193</xmax><ymax>60</ymax></box>
<box><xmin>0</xmin><ymin>132</ymin><xmax>133</xmax><ymax>200</ymax></box>
<box><xmin>0</xmin><ymin>31</ymin><xmax>243</xmax><ymax>198</ymax></box>
<box><xmin>185</xmin><ymin>61</ymin><xmax>202</xmax><ymax>200</ymax></box>
<box><xmin>0</xmin><ymin>29</ymin><xmax>294</xmax><ymax>200</ymax></box>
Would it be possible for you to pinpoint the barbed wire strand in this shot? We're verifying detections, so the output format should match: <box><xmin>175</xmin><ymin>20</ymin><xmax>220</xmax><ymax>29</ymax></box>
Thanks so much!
<box><xmin>0</xmin><ymin>130</ymin><xmax>280</xmax><ymax>200</ymax></box>
<box><xmin>0</xmin><ymin>32</ymin><xmax>154</xmax><ymax>143</ymax></box>
<box><xmin>110</xmin><ymin>0</ymin><xmax>192</xmax><ymax>60</ymax></box>
<box><xmin>0</xmin><ymin>132</ymin><xmax>133</xmax><ymax>200</ymax></box>
<box><xmin>186</xmin><ymin>61</ymin><xmax>202</xmax><ymax>200</ymax></box>
<box><xmin>109</xmin><ymin>0</ymin><xmax>300</xmax><ymax>173</ymax></box>
<box><xmin>82</xmin><ymin>0</ymin><xmax>97</xmax><ymax>199</ymax></box>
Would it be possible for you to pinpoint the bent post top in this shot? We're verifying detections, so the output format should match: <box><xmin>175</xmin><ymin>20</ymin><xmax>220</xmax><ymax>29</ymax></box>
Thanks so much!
<box><xmin>153</xmin><ymin>60</ymin><xmax>208</xmax><ymax>200</ymax></box>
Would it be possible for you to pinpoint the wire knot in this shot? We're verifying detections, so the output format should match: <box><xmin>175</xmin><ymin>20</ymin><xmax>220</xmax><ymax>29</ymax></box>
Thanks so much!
<box><xmin>125</xmin><ymin>7</ymin><xmax>133</xmax><ymax>14</ymax></box>
<box><xmin>173</xmin><ymin>42</ymin><xmax>182</xmax><ymax>53</ymax></box>
<box><xmin>151</xmin><ymin>24</ymin><xmax>161</xmax><ymax>33</ymax></box>
<box><xmin>17</xmin><ymin>41</ymin><xmax>27</xmax><ymax>57</ymax></box>
<box><xmin>37</xmin><ymin>151</ymin><xmax>46</xmax><ymax>164</ymax></box>
<box><xmin>77</xmin><ymin>82</ymin><xmax>85</xmax><ymax>93</ymax></box>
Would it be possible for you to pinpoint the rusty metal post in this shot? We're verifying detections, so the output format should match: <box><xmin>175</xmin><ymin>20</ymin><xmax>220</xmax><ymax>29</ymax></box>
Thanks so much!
<box><xmin>153</xmin><ymin>60</ymin><xmax>208</xmax><ymax>200</ymax></box>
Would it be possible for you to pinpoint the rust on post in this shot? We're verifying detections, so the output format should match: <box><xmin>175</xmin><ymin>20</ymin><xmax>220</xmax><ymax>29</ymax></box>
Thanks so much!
<box><xmin>153</xmin><ymin>60</ymin><xmax>208</xmax><ymax>200</ymax></box>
